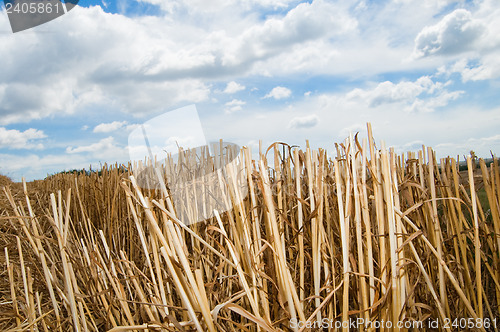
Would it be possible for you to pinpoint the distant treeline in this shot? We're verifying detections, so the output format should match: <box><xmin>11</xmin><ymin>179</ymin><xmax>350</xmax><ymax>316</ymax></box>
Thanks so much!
<box><xmin>46</xmin><ymin>164</ymin><xmax>129</xmax><ymax>178</ymax></box>
<box><xmin>457</xmin><ymin>157</ymin><xmax>495</xmax><ymax>171</ymax></box>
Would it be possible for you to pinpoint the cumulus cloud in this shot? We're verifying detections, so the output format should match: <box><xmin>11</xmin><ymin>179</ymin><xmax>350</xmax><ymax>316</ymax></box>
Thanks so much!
<box><xmin>288</xmin><ymin>114</ymin><xmax>319</xmax><ymax>129</ymax></box>
<box><xmin>66</xmin><ymin>137</ymin><xmax>121</xmax><ymax>157</ymax></box>
<box><xmin>413</xmin><ymin>1</ymin><xmax>500</xmax><ymax>82</ymax></box>
<box><xmin>0</xmin><ymin>127</ymin><xmax>46</xmax><ymax>149</ymax></box>
<box><xmin>413</xmin><ymin>9</ymin><xmax>485</xmax><ymax>58</ymax></box>
<box><xmin>347</xmin><ymin>77</ymin><xmax>434</xmax><ymax>107</ymax></box>
<box><xmin>223</xmin><ymin>81</ymin><xmax>246</xmax><ymax>94</ymax></box>
<box><xmin>264</xmin><ymin>86</ymin><xmax>292</xmax><ymax>100</ymax></box>
<box><xmin>405</xmin><ymin>90</ymin><xmax>464</xmax><ymax>113</ymax></box>
<box><xmin>221</xmin><ymin>0</ymin><xmax>357</xmax><ymax>67</ymax></box>
<box><xmin>346</xmin><ymin>76</ymin><xmax>462</xmax><ymax>112</ymax></box>
<box><xmin>0</xmin><ymin>81</ymin><xmax>80</xmax><ymax>125</ymax></box>
<box><xmin>93</xmin><ymin>121</ymin><xmax>128</xmax><ymax>133</ymax></box>
<box><xmin>439</xmin><ymin>57</ymin><xmax>500</xmax><ymax>82</ymax></box>
<box><xmin>224</xmin><ymin>99</ymin><xmax>246</xmax><ymax>113</ymax></box>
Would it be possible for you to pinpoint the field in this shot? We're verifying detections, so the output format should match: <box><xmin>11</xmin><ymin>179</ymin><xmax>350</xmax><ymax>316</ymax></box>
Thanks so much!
<box><xmin>1</xmin><ymin>125</ymin><xmax>499</xmax><ymax>331</ymax></box>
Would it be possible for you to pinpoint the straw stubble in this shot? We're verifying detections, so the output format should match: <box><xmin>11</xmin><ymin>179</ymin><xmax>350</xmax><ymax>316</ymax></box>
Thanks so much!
<box><xmin>0</xmin><ymin>124</ymin><xmax>498</xmax><ymax>331</ymax></box>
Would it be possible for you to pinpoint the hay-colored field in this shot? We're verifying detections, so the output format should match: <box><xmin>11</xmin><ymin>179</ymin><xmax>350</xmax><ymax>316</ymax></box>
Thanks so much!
<box><xmin>1</xmin><ymin>125</ymin><xmax>499</xmax><ymax>331</ymax></box>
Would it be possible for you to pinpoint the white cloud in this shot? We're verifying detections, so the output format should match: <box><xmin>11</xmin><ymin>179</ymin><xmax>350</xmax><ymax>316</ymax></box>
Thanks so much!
<box><xmin>404</xmin><ymin>90</ymin><xmax>463</xmax><ymax>113</ymax></box>
<box><xmin>455</xmin><ymin>59</ymin><xmax>495</xmax><ymax>82</ymax></box>
<box><xmin>347</xmin><ymin>77</ymin><xmax>433</xmax><ymax>106</ymax></box>
<box><xmin>411</xmin><ymin>1</ymin><xmax>500</xmax><ymax>61</ymax></box>
<box><xmin>0</xmin><ymin>80</ymin><xmax>81</xmax><ymax>125</ymax></box>
<box><xmin>250</xmin><ymin>0</ymin><xmax>473</xmax><ymax>77</ymax></box>
<box><xmin>413</xmin><ymin>9</ymin><xmax>485</xmax><ymax>58</ymax></box>
<box><xmin>221</xmin><ymin>0</ymin><xmax>357</xmax><ymax>68</ymax></box>
<box><xmin>224</xmin><ymin>99</ymin><xmax>246</xmax><ymax>113</ymax></box>
<box><xmin>0</xmin><ymin>127</ymin><xmax>46</xmax><ymax>150</ymax></box>
<box><xmin>66</xmin><ymin>137</ymin><xmax>121</xmax><ymax>157</ymax></box>
<box><xmin>414</xmin><ymin>1</ymin><xmax>500</xmax><ymax>81</ymax></box>
<box><xmin>223</xmin><ymin>81</ymin><xmax>246</xmax><ymax>94</ymax></box>
<box><xmin>264</xmin><ymin>86</ymin><xmax>292</xmax><ymax>100</ymax></box>
<box><xmin>288</xmin><ymin>114</ymin><xmax>319</xmax><ymax>129</ymax></box>
<box><xmin>346</xmin><ymin>75</ymin><xmax>462</xmax><ymax>112</ymax></box>
<box><xmin>93</xmin><ymin>121</ymin><xmax>128</xmax><ymax>133</ymax></box>
<box><xmin>440</xmin><ymin>56</ymin><xmax>500</xmax><ymax>82</ymax></box>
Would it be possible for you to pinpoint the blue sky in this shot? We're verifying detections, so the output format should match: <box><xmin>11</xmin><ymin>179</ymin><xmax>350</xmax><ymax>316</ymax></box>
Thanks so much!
<box><xmin>1</xmin><ymin>0</ymin><xmax>499</xmax><ymax>181</ymax></box>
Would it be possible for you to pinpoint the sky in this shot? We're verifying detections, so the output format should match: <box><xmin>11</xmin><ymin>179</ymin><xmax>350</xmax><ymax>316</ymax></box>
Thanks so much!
<box><xmin>0</xmin><ymin>0</ymin><xmax>499</xmax><ymax>181</ymax></box>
